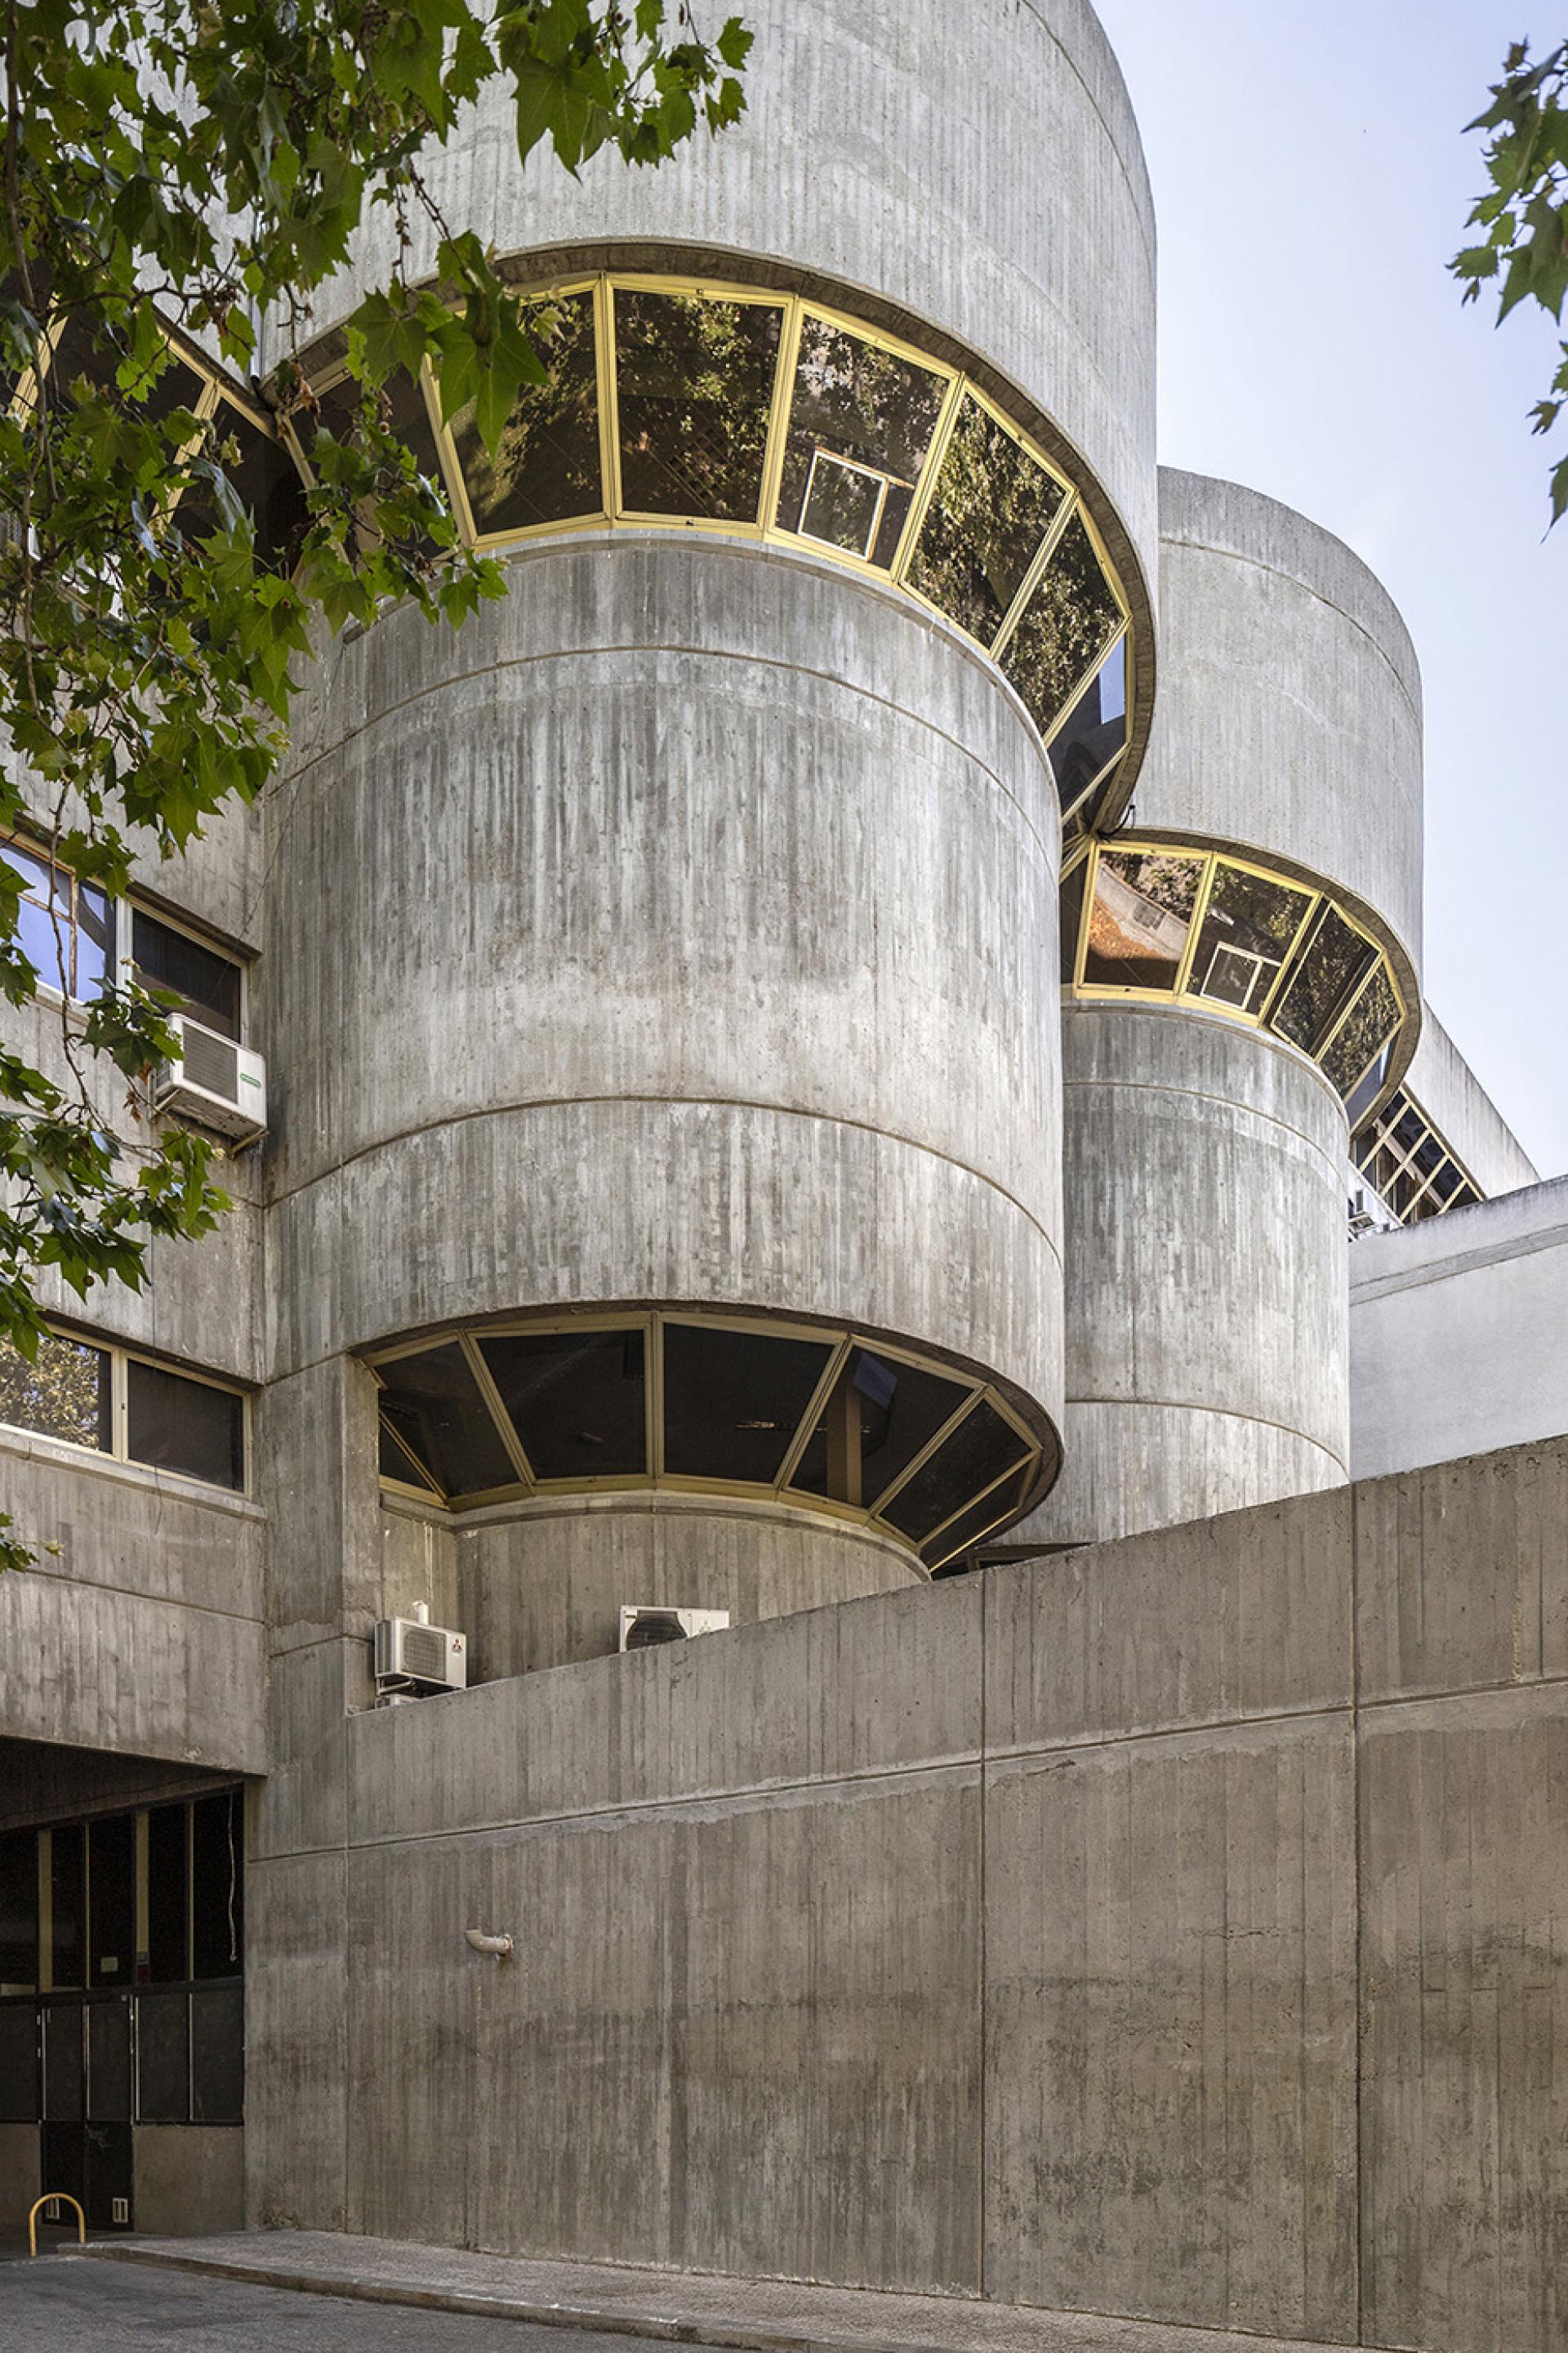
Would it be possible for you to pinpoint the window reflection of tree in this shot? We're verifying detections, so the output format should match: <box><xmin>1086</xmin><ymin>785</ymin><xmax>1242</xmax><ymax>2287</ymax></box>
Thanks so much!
<box><xmin>452</xmin><ymin>291</ymin><xmax>601</xmax><ymax>533</ymax></box>
<box><xmin>778</xmin><ymin>319</ymin><xmax>946</xmax><ymax>567</ymax></box>
<box><xmin>616</xmin><ymin>292</ymin><xmax>780</xmax><ymax>522</ymax></box>
<box><xmin>908</xmin><ymin>395</ymin><xmax>1063</xmax><ymax>644</ymax></box>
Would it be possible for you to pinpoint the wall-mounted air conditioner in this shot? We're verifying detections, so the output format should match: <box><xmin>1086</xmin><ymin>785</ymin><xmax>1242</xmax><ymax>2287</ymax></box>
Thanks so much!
<box><xmin>151</xmin><ymin>1012</ymin><xmax>268</xmax><ymax>1143</ymax></box>
<box><xmin>618</xmin><ymin>1606</ymin><xmax>731</xmax><ymax>1653</ymax></box>
<box><xmin>374</xmin><ymin>1615</ymin><xmax>468</xmax><ymax>1692</ymax></box>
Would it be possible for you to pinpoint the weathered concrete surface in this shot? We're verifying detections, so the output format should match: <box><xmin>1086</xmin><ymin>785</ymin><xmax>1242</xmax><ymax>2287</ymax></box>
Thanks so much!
<box><xmin>1402</xmin><ymin>1006</ymin><xmax>1538</xmax><ymax>1201</ymax></box>
<box><xmin>245</xmin><ymin>1438</ymin><xmax>1568</xmax><ymax>2351</ymax></box>
<box><xmin>1013</xmin><ymin>1002</ymin><xmax>1348</xmax><ymax>1548</ymax></box>
<box><xmin>268</xmin><ymin>0</ymin><xmax>1160</xmax><ymax>608</ymax></box>
<box><xmin>1350</xmin><ymin>1174</ymin><xmax>1568</xmax><ymax>1479</ymax></box>
<box><xmin>132</xmin><ymin>2128</ymin><xmax>247</xmax><ymax>2237</ymax></box>
<box><xmin>265</xmin><ymin>540</ymin><xmax>1063</xmax><ymax>1458</ymax></box>
<box><xmin>0</xmin><ymin>1439</ymin><xmax>265</xmax><ymax>1771</ymax></box>
<box><xmin>0</xmin><ymin>1739</ymin><xmax>232</xmax><ymax>1829</ymax></box>
<box><xmin>1136</xmin><ymin>471</ymin><xmax>1422</xmax><ymax>992</ymax></box>
<box><xmin>457</xmin><ymin>1492</ymin><xmax>920</xmax><ymax>1676</ymax></box>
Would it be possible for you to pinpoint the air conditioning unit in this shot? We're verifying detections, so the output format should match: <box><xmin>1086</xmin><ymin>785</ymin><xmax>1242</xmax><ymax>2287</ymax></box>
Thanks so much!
<box><xmin>152</xmin><ymin>1012</ymin><xmax>268</xmax><ymax>1143</ymax></box>
<box><xmin>618</xmin><ymin>1606</ymin><xmax>731</xmax><ymax>1653</ymax></box>
<box><xmin>373</xmin><ymin>1615</ymin><xmax>467</xmax><ymax>1691</ymax></box>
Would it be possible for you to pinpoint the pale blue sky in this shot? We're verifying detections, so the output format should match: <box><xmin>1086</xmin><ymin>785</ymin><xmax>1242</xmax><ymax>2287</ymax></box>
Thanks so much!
<box><xmin>1094</xmin><ymin>0</ymin><xmax>1568</xmax><ymax>1176</ymax></box>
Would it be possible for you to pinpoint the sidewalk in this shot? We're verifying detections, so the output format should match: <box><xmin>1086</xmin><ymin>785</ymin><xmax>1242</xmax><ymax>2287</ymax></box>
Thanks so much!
<box><xmin>78</xmin><ymin>2231</ymin><xmax>1363</xmax><ymax>2353</ymax></box>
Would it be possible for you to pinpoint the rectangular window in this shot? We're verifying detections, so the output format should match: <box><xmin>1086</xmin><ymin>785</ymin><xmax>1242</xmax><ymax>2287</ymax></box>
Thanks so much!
<box><xmin>0</xmin><ymin>1830</ymin><xmax>38</xmax><ymax>1994</ymax></box>
<box><xmin>1082</xmin><ymin>850</ymin><xmax>1205</xmax><ymax>992</ymax></box>
<box><xmin>0</xmin><ymin>1331</ymin><xmax>111</xmax><ymax>1452</ymax></box>
<box><xmin>47</xmin><ymin>1828</ymin><xmax>85</xmax><ymax>1991</ymax></box>
<box><xmin>126</xmin><ymin>1359</ymin><xmax>244</xmax><ymax>1490</ymax></box>
<box><xmin>2</xmin><ymin>837</ymin><xmax>111</xmax><ymax>1001</ymax></box>
<box><xmin>130</xmin><ymin>908</ymin><xmax>242</xmax><ymax>1041</ymax></box>
<box><xmin>145</xmin><ymin>1805</ymin><xmax>189</xmax><ymax>1985</ymax></box>
<box><xmin>87</xmin><ymin>1817</ymin><xmax>135</xmax><ymax>1990</ymax></box>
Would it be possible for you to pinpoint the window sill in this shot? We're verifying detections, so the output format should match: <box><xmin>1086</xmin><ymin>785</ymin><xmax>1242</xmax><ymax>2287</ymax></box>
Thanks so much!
<box><xmin>0</xmin><ymin>1422</ymin><xmax>264</xmax><ymax>1519</ymax></box>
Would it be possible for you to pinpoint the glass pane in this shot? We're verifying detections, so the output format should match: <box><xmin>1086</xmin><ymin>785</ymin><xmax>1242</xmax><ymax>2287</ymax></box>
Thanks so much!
<box><xmin>662</xmin><ymin>1322</ymin><xmax>835</xmax><ymax>1486</ymax></box>
<box><xmin>615</xmin><ymin>290</ymin><xmax>781</xmax><ymax>523</ymax></box>
<box><xmin>777</xmin><ymin>314</ymin><xmax>947</xmax><ymax>568</ymax></box>
<box><xmin>999</xmin><ymin>510</ymin><xmax>1121</xmax><ymax>738</ymax></box>
<box><xmin>146</xmin><ymin>1805</ymin><xmax>188</xmax><ymax>1985</ymax></box>
<box><xmin>0</xmin><ymin>1331</ymin><xmax>110</xmax><ymax>1450</ymax></box>
<box><xmin>75</xmin><ymin>880</ymin><xmax>110</xmax><ymax>1000</ymax></box>
<box><xmin>190</xmin><ymin>1983</ymin><xmax>243</xmax><ymax>2123</ymax></box>
<box><xmin>131</xmin><ymin>909</ymin><xmax>241</xmax><ymax>1039</ymax></box>
<box><xmin>1322</xmin><ymin>965</ymin><xmax>1400</xmax><ymax>1099</ymax></box>
<box><xmin>1344</xmin><ymin>1049</ymin><xmax>1390</xmax><ymax>1130</ymax></box>
<box><xmin>378</xmin><ymin>1407</ymin><xmax>443</xmax><ymax>1494</ymax></box>
<box><xmin>906</xmin><ymin>394</ymin><xmax>1065</xmax><ymax>644</ymax></box>
<box><xmin>0</xmin><ymin>2004</ymin><xmax>35</xmax><ymax>2123</ymax></box>
<box><xmin>42</xmin><ymin>2003</ymin><xmax>82</xmax><ymax>2116</ymax></box>
<box><xmin>87</xmin><ymin>1817</ymin><xmax>134</xmax><ymax>1990</ymax></box>
<box><xmin>1450</xmin><ymin>1183</ymin><xmax>1480</xmax><ymax>1210</ymax></box>
<box><xmin>1046</xmin><ymin>635</ymin><xmax>1127</xmax><ymax>816</ymax></box>
<box><xmin>126</xmin><ymin>1359</ymin><xmax>244</xmax><ymax>1490</ymax></box>
<box><xmin>922</xmin><ymin>1463</ymin><xmax>1032</xmax><ymax>1571</ymax></box>
<box><xmin>0</xmin><ymin>1831</ymin><xmax>38</xmax><ymax>1993</ymax></box>
<box><xmin>1430</xmin><ymin>1161</ymin><xmax>1463</xmax><ymax>1205</ymax></box>
<box><xmin>1269</xmin><ymin>907</ymin><xmax>1376</xmax><ymax>1055</ymax></box>
<box><xmin>215</xmin><ymin>399</ymin><xmax>310</xmax><ymax>573</ymax></box>
<box><xmin>301</xmin><ymin>366</ymin><xmax>450</xmax><ymax>559</ymax></box>
<box><xmin>47</xmin><ymin>1829</ymin><xmax>84</xmax><ymax>1990</ymax></box>
<box><xmin>881</xmin><ymin>1398</ymin><xmax>1030</xmax><ymax>1544</ymax></box>
<box><xmin>1188</xmin><ymin>864</ymin><xmax>1310</xmax><ymax>1015</ymax></box>
<box><xmin>1082</xmin><ymin>850</ymin><xmax>1205</xmax><ymax>990</ymax></box>
<box><xmin>452</xmin><ymin>287</ymin><xmax>601</xmax><ymax>537</ymax></box>
<box><xmin>190</xmin><ymin>1790</ymin><xmax>243</xmax><ymax>1982</ymax></box>
<box><xmin>374</xmin><ymin>1343</ymin><xmax>518</xmax><ymax>1497</ymax></box>
<box><xmin>1058</xmin><ymin>862</ymin><xmax>1088</xmax><ymax>986</ymax></box>
<box><xmin>135</xmin><ymin>1990</ymin><xmax>188</xmax><ymax>2123</ymax></box>
<box><xmin>477</xmin><ymin>1327</ymin><xmax>647</xmax><ymax>1482</ymax></box>
<box><xmin>790</xmin><ymin>1348</ymin><xmax>970</xmax><ymax>1509</ymax></box>
<box><xmin>87</xmin><ymin>1999</ymin><xmax>131</xmax><ymax>2120</ymax></box>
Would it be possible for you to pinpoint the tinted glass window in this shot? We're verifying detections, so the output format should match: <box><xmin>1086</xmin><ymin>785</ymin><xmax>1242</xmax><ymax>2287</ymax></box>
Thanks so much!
<box><xmin>127</xmin><ymin>1360</ymin><xmax>244</xmax><ymax>1490</ymax></box>
<box><xmin>881</xmin><ymin>1398</ymin><xmax>1030</xmax><ymax>1544</ymax></box>
<box><xmin>0</xmin><ymin>1831</ymin><xmax>38</xmax><ymax>1993</ymax></box>
<box><xmin>452</xmin><ymin>288</ymin><xmax>601</xmax><ymax>536</ymax></box>
<box><xmin>662</xmin><ymin>1323</ymin><xmax>834</xmax><ymax>1486</ymax></box>
<box><xmin>1189</xmin><ymin>865</ymin><xmax>1311</xmax><ymax>1015</ymax></box>
<box><xmin>1082</xmin><ymin>850</ymin><xmax>1205</xmax><ymax>991</ymax></box>
<box><xmin>87</xmin><ymin>1998</ymin><xmax>132</xmax><ymax>2121</ymax></box>
<box><xmin>378</xmin><ymin>1406</ymin><xmax>443</xmax><ymax>1494</ymax></box>
<box><xmin>131</xmin><ymin>909</ymin><xmax>241</xmax><ymax>1040</ymax></box>
<box><xmin>87</xmin><ymin>1816</ymin><xmax>134</xmax><ymax>1990</ymax></box>
<box><xmin>146</xmin><ymin>1805</ymin><xmax>188</xmax><ymax>1985</ymax></box>
<box><xmin>0</xmin><ymin>1331</ymin><xmax>110</xmax><ymax>1450</ymax></box>
<box><xmin>1269</xmin><ymin>907</ymin><xmax>1376</xmax><ymax>1055</ymax></box>
<box><xmin>0</xmin><ymin>2003</ymin><xmax>36</xmax><ymax>2123</ymax></box>
<box><xmin>216</xmin><ymin>399</ymin><xmax>310</xmax><ymax>573</ymax></box>
<box><xmin>42</xmin><ymin>2001</ymin><xmax>82</xmax><ymax>2117</ymax></box>
<box><xmin>190</xmin><ymin>1790</ymin><xmax>243</xmax><ymax>1982</ymax></box>
<box><xmin>1059</xmin><ymin>862</ymin><xmax>1088</xmax><ymax>986</ymax></box>
<box><xmin>1046</xmin><ymin>636</ymin><xmax>1127</xmax><ymax>816</ymax></box>
<box><xmin>907</xmin><ymin>394</ymin><xmax>1064</xmax><ymax>646</ymax></box>
<box><xmin>922</xmin><ymin>1464</ymin><xmax>1031</xmax><ymax>1571</ymax></box>
<box><xmin>190</xmin><ymin>1983</ymin><xmax>243</xmax><ymax>2123</ymax></box>
<box><xmin>477</xmin><ymin>1327</ymin><xmax>647</xmax><ymax>1482</ymax></box>
<box><xmin>790</xmin><ymin>1348</ymin><xmax>969</xmax><ymax>1511</ymax></box>
<box><xmin>48</xmin><ymin>1828</ymin><xmax>84</xmax><ymax>1990</ymax></box>
<box><xmin>616</xmin><ymin>290</ymin><xmax>782</xmax><ymax>523</ymax></box>
<box><xmin>999</xmin><ymin>510</ymin><xmax>1121</xmax><ymax>740</ymax></box>
<box><xmin>1322</xmin><ymin>965</ymin><xmax>1400</xmax><ymax>1099</ymax></box>
<box><xmin>4</xmin><ymin>843</ymin><xmax>109</xmax><ymax>1000</ymax></box>
<box><xmin>135</xmin><ymin>1990</ymin><xmax>188</xmax><ymax>2123</ymax></box>
<box><xmin>373</xmin><ymin>1343</ymin><xmax>516</xmax><ymax>1498</ymax></box>
<box><xmin>777</xmin><ymin>315</ymin><xmax>947</xmax><ymax>569</ymax></box>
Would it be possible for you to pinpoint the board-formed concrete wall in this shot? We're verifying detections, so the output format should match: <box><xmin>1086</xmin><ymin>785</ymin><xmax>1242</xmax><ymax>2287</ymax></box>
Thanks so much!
<box><xmin>1351</xmin><ymin>1174</ymin><xmax>1568</xmax><ymax>1479</ymax></box>
<box><xmin>1402</xmin><ymin>1006</ymin><xmax>1539</xmax><ymax>1202</ymax></box>
<box><xmin>248</xmin><ymin>1431</ymin><xmax>1568</xmax><ymax>2353</ymax></box>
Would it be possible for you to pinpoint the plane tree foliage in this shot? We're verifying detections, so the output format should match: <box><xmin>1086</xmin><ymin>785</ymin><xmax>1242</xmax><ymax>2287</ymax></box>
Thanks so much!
<box><xmin>0</xmin><ymin>0</ymin><xmax>749</xmax><ymax>1568</ymax></box>
<box><xmin>1452</xmin><ymin>36</ymin><xmax>1568</xmax><ymax>525</ymax></box>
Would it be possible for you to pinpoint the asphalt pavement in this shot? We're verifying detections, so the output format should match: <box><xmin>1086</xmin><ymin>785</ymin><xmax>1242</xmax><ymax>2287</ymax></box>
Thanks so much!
<box><xmin>0</xmin><ymin>2257</ymin><xmax>679</xmax><ymax>2351</ymax></box>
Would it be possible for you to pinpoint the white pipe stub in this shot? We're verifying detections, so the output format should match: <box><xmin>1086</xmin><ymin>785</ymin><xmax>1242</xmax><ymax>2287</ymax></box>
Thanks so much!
<box><xmin>464</xmin><ymin>1928</ymin><xmax>515</xmax><ymax>1960</ymax></box>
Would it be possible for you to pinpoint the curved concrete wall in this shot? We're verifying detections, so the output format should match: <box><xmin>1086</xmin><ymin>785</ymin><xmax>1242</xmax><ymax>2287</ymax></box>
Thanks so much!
<box><xmin>265</xmin><ymin>536</ymin><xmax>1064</xmax><ymax>1446</ymax></box>
<box><xmin>457</xmin><ymin>1491</ymin><xmax>921</xmax><ymax>1675</ymax></box>
<box><xmin>270</xmin><ymin>0</ymin><xmax>1158</xmax><ymax>614</ymax></box>
<box><xmin>1012</xmin><ymin>1001</ymin><xmax>1349</xmax><ymax>1549</ymax></box>
<box><xmin>1131</xmin><ymin>470</ymin><xmax>1423</xmax><ymax>990</ymax></box>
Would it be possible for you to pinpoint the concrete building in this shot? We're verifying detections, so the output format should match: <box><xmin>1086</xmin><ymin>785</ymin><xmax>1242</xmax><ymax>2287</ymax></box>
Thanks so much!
<box><xmin>0</xmin><ymin>2</ymin><xmax>1564</xmax><ymax>2347</ymax></box>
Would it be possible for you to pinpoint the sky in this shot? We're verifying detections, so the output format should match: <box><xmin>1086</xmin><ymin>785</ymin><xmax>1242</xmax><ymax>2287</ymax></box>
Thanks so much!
<box><xmin>1093</xmin><ymin>0</ymin><xmax>1568</xmax><ymax>1178</ymax></box>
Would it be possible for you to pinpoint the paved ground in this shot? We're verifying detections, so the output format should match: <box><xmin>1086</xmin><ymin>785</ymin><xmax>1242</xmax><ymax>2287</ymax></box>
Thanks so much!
<box><xmin>0</xmin><ymin>2259</ymin><xmax>677</xmax><ymax>2351</ymax></box>
<box><xmin>76</xmin><ymin>2232</ymin><xmax>1365</xmax><ymax>2353</ymax></box>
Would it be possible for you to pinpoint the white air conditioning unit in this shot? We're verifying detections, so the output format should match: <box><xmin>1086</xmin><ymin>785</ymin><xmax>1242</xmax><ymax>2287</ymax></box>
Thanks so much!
<box><xmin>152</xmin><ymin>1012</ymin><xmax>268</xmax><ymax>1142</ymax></box>
<box><xmin>373</xmin><ymin>1615</ymin><xmax>468</xmax><ymax>1691</ymax></box>
<box><xmin>618</xmin><ymin>1606</ymin><xmax>731</xmax><ymax>1653</ymax></box>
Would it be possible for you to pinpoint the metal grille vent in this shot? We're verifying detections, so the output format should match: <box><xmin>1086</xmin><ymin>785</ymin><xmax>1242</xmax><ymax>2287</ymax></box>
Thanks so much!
<box><xmin>400</xmin><ymin>1624</ymin><xmax>448</xmax><ymax>1681</ymax></box>
<box><xmin>180</xmin><ymin>1021</ymin><xmax>238</xmax><ymax>1101</ymax></box>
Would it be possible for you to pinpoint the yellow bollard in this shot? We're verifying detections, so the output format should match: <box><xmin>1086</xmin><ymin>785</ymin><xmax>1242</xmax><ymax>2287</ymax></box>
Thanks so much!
<box><xmin>28</xmin><ymin>2193</ymin><xmax>86</xmax><ymax>2255</ymax></box>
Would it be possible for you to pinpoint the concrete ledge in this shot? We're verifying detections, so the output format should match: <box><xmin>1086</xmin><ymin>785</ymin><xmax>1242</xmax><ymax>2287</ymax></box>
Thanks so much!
<box><xmin>74</xmin><ymin>2233</ymin><xmax>1394</xmax><ymax>2352</ymax></box>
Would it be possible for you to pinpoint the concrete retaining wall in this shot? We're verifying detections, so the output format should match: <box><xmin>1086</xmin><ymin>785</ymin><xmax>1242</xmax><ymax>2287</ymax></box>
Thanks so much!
<box><xmin>247</xmin><ymin>1431</ymin><xmax>1568</xmax><ymax>2352</ymax></box>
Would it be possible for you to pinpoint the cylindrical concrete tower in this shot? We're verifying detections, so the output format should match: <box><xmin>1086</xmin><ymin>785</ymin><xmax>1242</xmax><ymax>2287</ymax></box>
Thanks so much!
<box><xmin>1009</xmin><ymin>469</ymin><xmax>1423</xmax><ymax>1550</ymax></box>
<box><xmin>260</xmin><ymin>0</ymin><xmax>1160</xmax><ymax>1659</ymax></box>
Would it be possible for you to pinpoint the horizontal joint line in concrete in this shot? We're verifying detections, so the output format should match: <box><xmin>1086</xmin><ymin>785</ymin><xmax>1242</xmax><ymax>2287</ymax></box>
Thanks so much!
<box><xmin>0</xmin><ymin>1428</ymin><xmax>267</xmax><ymax>1522</ymax></box>
<box><xmin>1353</xmin><ymin>1671</ymin><xmax>1568</xmax><ymax>1722</ymax></box>
<box><xmin>1350</xmin><ymin>1212</ymin><xmax>1568</xmax><ymax>1300</ymax></box>
<box><xmin>1060</xmin><ymin>1065</ymin><xmax>1349</xmax><ymax>1183</ymax></box>
<box><xmin>266</xmin><ymin>1091</ymin><xmax>1065</xmax><ymax>1272</ymax></box>
<box><xmin>0</xmin><ymin>1563</ymin><xmax>265</xmax><ymax>1630</ymax></box>
<box><xmin>1161</xmin><ymin>533</ymin><xmax>1421</xmax><ymax>725</ymax></box>
<box><xmin>291</xmin><ymin>616</ymin><xmax>1058</xmax><ymax>870</ymax></box>
<box><xmin>1067</xmin><ymin>1396</ymin><xmax>1348</xmax><ymax>1465</ymax></box>
<box><xmin>982</xmin><ymin>1703</ymin><xmax>1354</xmax><ymax>1774</ymax></box>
